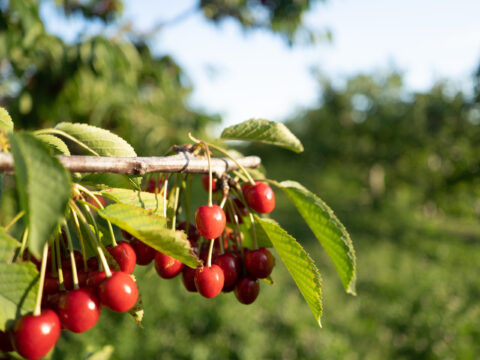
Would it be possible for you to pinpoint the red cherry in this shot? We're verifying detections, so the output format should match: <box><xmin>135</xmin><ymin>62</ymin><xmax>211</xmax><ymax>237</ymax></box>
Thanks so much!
<box><xmin>99</xmin><ymin>272</ymin><xmax>138</xmax><ymax>312</ymax></box>
<box><xmin>86</xmin><ymin>271</ymin><xmax>109</xmax><ymax>288</ymax></box>
<box><xmin>154</xmin><ymin>252</ymin><xmax>184</xmax><ymax>279</ymax></box>
<box><xmin>201</xmin><ymin>174</ymin><xmax>217</xmax><ymax>192</ymax></box>
<box><xmin>57</xmin><ymin>288</ymin><xmax>101</xmax><ymax>333</ymax></box>
<box><xmin>226</xmin><ymin>197</ymin><xmax>248</xmax><ymax>224</ymax></box>
<box><xmin>107</xmin><ymin>241</ymin><xmax>136</xmax><ymax>274</ymax></box>
<box><xmin>243</xmin><ymin>182</ymin><xmax>275</xmax><ymax>213</ymax></box>
<box><xmin>214</xmin><ymin>253</ymin><xmax>240</xmax><ymax>291</ymax></box>
<box><xmin>0</xmin><ymin>330</ymin><xmax>13</xmax><ymax>353</ymax></box>
<box><xmin>177</xmin><ymin>221</ymin><xmax>200</xmax><ymax>244</ymax></box>
<box><xmin>234</xmin><ymin>277</ymin><xmax>260</xmax><ymax>305</ymax></box>
<box><xmin>13</xmin><ymin>309</ymin><xmax>61</xmax><ymax>360</ymax></box>
<box><xmin>43</xmin><ymin>275</ymin><xmax>60</xmax><ymax>295</ymax></box>
<box><xmin>181</xmin><ymin>266</ymin><xmax>197</xmax><ymax>292</ymax></box>
<box><xmin>146</xmin><ymin>178</ymin><xmax>164</xmax><ymax>193</ymax></box>
<box><xmin>194</xmin><ymin>265</ymin><xmax>224</xmax><ymax>299</ymax></box>
<box><xmin>195</xmin><ymin>205</ymin><xmax>226</xmax><ymax>239</ymax></box>
<box><xmin>130</xmin><ymin>239</ymin><xmax>156</xmax><ymax>266</ymax></box>
<box><xmin>87</xmin><ymin>257</ymin><xmax>99</xmax><ymax>271</ymax></box>
<box><xmin>244</xmin><ymin>247</ymin><xmax>275</xmax><ymax>279</ymax></box>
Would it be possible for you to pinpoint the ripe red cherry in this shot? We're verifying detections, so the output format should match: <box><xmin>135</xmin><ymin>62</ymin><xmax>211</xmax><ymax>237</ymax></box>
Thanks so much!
<box><xmin>57</xmin><ymin>288</ymin><xmax>101</xmax><ymax>333</ymax></box>
<box><xmin>214</xmin><ymin>253</ymin><xmax>240</xmax><ymax>291</ymax></box>
<box><xmin>243</xmin><ymin>182</ymin><xmax>275</xmax><ymax>213</ymax></box>
<box><xmin>86</xmin><ymin>271</ymin><xmax>109</xmax><ymax>288</ymax></box>
<box><xmin>195</xmin><ymin>205</ymin><xmax>226</xmax><ymax>239</ymax></box>
<box><xmin>244</xmin><ymin>247</ymin><xmax>275</xmax><ymax>279</ymax></box>
<box><xmin>98</xmin><ymin>272</ymin><xmax>138</xmax><ymax>312</ymax></box>
<box><xmin>130</xmin><ymin>239</ymin><xmax>156</xmax><ymax>266</ymax></box>
<box><xmin>181</xmin><ymin>266</ymin><xmax>197</xmax><ymax>292</ymax></box>
<box><xmin>154</xmin><ymin>252</ymin><xmax>184</xmax><ymax>279</ymax></box>
<box><xmin>201</xmin><ymin>174</ymin><xmax>217</xmax><ymax>192</ymax></box>
<box><xmin>107</xmin><ymin>241</ymin><xmax>136</xmax><ymax>274</ymax></box>
<box><xmin>146</xmin><ymin>178</ymin><xmax>164</xmax><ymax>193</ymax></box>
<box><xmin>13</xmin><ymin>309</ymin><xmax>61</xmax><ymax>360</ymax></box>
<box><xmin>234</xmin><ymin>277</ymin><xmax>260</xmax><ymax>305</ymax></box>
<box><xmin>194</xmin><ymin>265</ymin><xmax>225</xmax><ymax>298</ymax></box>
<box><xmin>0</xmin><ymin>330</ymin><xmax>13</xmax><ymax>353</ymax></box>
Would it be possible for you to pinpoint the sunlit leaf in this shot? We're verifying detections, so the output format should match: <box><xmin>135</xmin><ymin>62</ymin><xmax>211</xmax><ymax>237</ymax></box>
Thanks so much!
<box><xmin>0</xmin><ymin>107</ymin><xmax>13</xmax><ymax>132</ymax></box>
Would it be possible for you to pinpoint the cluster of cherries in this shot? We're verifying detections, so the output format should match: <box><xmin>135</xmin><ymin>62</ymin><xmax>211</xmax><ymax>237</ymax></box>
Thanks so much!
<box><xmin>0</xmin><ymin>173</ymin><xmax>277</xmax><ymax>360</ymax></box>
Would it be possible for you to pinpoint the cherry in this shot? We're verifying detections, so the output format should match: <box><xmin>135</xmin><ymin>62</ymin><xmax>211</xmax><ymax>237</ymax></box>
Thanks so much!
<box><xmin>243</xmin><ymin>182</ymin><xmax>275</xmax><ymax>214</ymax></box>
<box><xmin>43</xmin><ymin>275</ymin><xmax>60</xmax><ymax>295</ymax></box>
<box><xmin>181</xmin><ymin>266</ymin><xmax>197</xmax><ymax>292</ymax></box>
<box><xmin>214</xmin><ymin>253</ymin><xmax>240</xmax><ymax>291</ymax></box>
<box><xmin>107</xmin><ymin>241</ymin><xmax>136</xmax><ymax>274</ymax></box>
<box><xmin>99</xmin><ymin>272</ymin><xmax>138</xmax><ymax>312</ymax></box>
<box><xmin>87</xmin><ymin>257</ymin><xmax>99</xmax><ymax>271</ymax></box>
<box><xmin>195</xmin><ymin>205</ymin><xmax>226</xmax><ymax>239</ymax></box>
<box><xmin>154</xmin><ymin>252</ymin><xmax>183</xmax><ymax>279</ymax></box>
<box><xmin>234</xmin><ymin>277</ymin><xmax>260</xmax><ymax>305</ymax></box>
<box><xmin>146</xmin><ymin>178</ymin><xmax>164</xmax><ymax>193</ymax></box>
<box><xmin>194</xmin><ymin>265</ymin><xmax>224</xmax><ymax>299</ymax></box>
<box><xmin>0</xmin><ymin>330</ymin><xmax>13</xmax><ymax>353</ymax></box>
<box><xmin>244</xmin><ymin>247</ymin><xmax>275</xmax><ymax>279</ymax></box>
<box><xmin>86</xmin><ymin>271</ymin><xmax>109</xmax><ymax>288</ymax></box>
<box><xmin>226</xmin><ymin>197</ymin><xmax>248</xmax><ymax>224</ymax></box>
<box><xmin>201</xmin><ymin>174</ymin><xmax>217</xmax><ymax>192</ymax></box>
<box><xmin>13</xmin><ymin>309</ymin><xmax>61</xmax><ymax>360</ymax></box>
<box><xmin>57</xmin><ymin>288</ymin><xmax>101</xmax><ymax>333</ymax></box>
<box><xmin>177</xmin><ymin>221</ymin><xmax>200</xmax><ymax>244</ymax></box>
<box><xmin>130</xmin><ymin>238</ymin><xmax>156</xmax><ymax>266</ymax></box>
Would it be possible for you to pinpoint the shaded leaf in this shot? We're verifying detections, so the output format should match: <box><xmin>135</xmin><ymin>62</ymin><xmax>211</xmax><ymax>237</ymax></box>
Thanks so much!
<box><xmin>55</xmin><ymin>122</ymin><xmax>136</xmax><ymax>157</ymax></box>
<box><xmin>0</xmin><ymin>262</ymin><xmax>39</xmax><ymax>331</ymax></box>
<box><xmin>0</xmin><ymin>228</ymin><xmax>19</xmax><ymax>263</ymax></box>
<box><xmin>0</xmin><ymin>107</ymin><xmax>13</xmax><ymax>132</ymax></box>
<box><xmin>220</xmin><ymin>119</ymin><xmax>304</xmax><ymax>153</ymax></box>
<box><xmin>81</xmin><ymin>173</ymin><xmax>140</xmax><ymax>190</ymax></box>
<box><xmin>98</xmin><ymin>204</ymin><xmax>200</xmax><ymax>268</ymax></box>
<box><xmin>100</xmin><ymin>188</ymin><xmax>163</xmax><ymax>214</ymax></box>
<box><xmin>254</xmin><ymin>216</ymin><xmax>322</xmax><ymax>326</ymax></box>
<box><xmin>35</xmin><ymin>134</ymin><xmax>71</xmax><ymax>155</ymax></box>
<box><xmin>9</xmin><ymin>133</ymin><xmax>71</xmax><ymax>259</ymax></box>
<box><xmin>275</xmin><ymin>180</ymin><xmax>356</xmax><ymax>294</ymax></box>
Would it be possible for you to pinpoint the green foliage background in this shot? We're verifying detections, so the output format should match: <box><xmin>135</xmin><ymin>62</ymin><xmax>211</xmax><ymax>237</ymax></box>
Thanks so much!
<box><xmin>1</xmin><ymin>0</ymin><xmax>480</xmax><ymax>359</ymax></box>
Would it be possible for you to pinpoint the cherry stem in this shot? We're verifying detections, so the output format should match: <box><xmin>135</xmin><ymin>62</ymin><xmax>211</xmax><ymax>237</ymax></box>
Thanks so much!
<box><xmin>33</xmin><ymin>242</ymin><xmax>49</xmax><ymax>316</ymax></box>
<box><xmin>17</xmin><ymin>227</ymin><xmax>28</xmax><ymax>261</ymax></box>
<box><xmin>75</xmin><ymin>184</ymin><xmax>117</xmax><ymax>247</ymax></box>
<box><xmin>163</xmin><ymin>178</ymin><xmax>169</xmax><ymax>218</ymax></box>
<box><xmin>70</xmin><ymin>201</ymin><xmax>112</xmax><ymax>277</ymax></box>
<box><xmin>182</xmin><ymin>175</ymin><xmax>192</xmax><ymax>230</ymax></box>
<box><xmin>54</xmin><ymin>235</ymin><xmax>65</xmax><ymax>291</ymax></box>
<box><xmin>69</xmin><ymin>208</ymin><xmax>88</xmax><ymax>272</ymax></box>
<box><xmin>207</xmin><ymin>238</ymin><xmax>215</xmax><ymax>268</ymax></box>
<box><xmin>226</xmin><ymin>198</ymin><xmax>242</xmax><ymax>250</ymax></box>
<box><xmin>63</xmin><ymin>221</ymin><xmax>79</xmax><ymax>289</ymax></box>
<box><xmin>170</xmin><ymin>176</ymin><xmax>181</xmax><ymax>230</ymax></box>
<box><xmin>5</xmin><ymin>210</ymin><xmax>24</xmax><ymax>232</ymax></box>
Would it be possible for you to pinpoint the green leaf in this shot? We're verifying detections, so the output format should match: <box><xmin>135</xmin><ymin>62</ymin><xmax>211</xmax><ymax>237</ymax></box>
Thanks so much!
<box><xmin>100</xmin><ymin>188</ymin><xmax>163</xmax><ymax>214</ymax></box>
<box><xmin>220</xmin><ymin>119</ymin><xmax>304</xmax><ymax>153</ymax></box>
<box><xmin>238</xmin><ymin>219</ymin><xmax>273</xmax><ymax>248</ymax></box>
<box><xmin>81</xmin><ymin>173</ymin><xmax>140</xmax><ymax>190</ymax></box>
<box><xmin>0</xmin><ymin>107</ymin><xmax>13</xmax><ymax>132</ymax></box>
<box><xmin>0</xmin><ymin>228</ymin><xmax>19</xmax><ymax>263</ymax></box>
<box><xmin>98</xmin><ymin>204</ymin><xmax>200</xmax><ymax>268</ymax></box>
<box><xmin>8</xmin><ymin>132</ymin><xmax>72</xmax><ymax>259</ymax></box>
<box><xmin>35</xmin><ymin>134</ymin><xmax>71</xmax><ymax>155</ymax></box>
<box><xmin>0</xmin><ymin>262</ymin><xmax>39</xmax><ymax>331</ymax></box>
<box><xmin>55</xmin><ymin>122</ymin><xmax>136</xmax><ymax>157</ymax></box>
<box><xmin>254</xmin><ymin>216</ymin><xmax>323</xmax><ymax>326</ymax></box>
<box><xmin>275</xmin><ymin>180</ymin><xmax>356</xmax><ymax>295</ymax></box>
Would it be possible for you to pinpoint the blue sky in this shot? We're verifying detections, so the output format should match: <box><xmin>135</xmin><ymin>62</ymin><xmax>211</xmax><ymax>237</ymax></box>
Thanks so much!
<box><xmin>41</xmin><ymin>0</ymin><xmax>480</xmax><ymax>126</ymax></box>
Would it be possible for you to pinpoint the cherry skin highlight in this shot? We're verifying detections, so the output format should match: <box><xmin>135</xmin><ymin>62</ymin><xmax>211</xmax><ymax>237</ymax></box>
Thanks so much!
<box><xmin>107</xmin><ymin>241</ymin><xmax>136</xmax><ymax>274</ymax></box>
<box><xmin>244</xmin><ymin>247</ymin><xmax>275</xmax><ymax>279</ymax></box>
<box><xmin>57</xmin><ymin>288</ymin><xmax>101</xmax><ymax>333</ymax></box>
<box><xmin>243</xmin><ymin>182</ymin><xmax>276</xmax><ymax>214</ymax></box>
<box><xmin>194</xmin><ymin>265</ymin><xmax>225</xmax><ymax>299</ymax></box>
<box><xmin>99</xmin><ymin>272</ymin><xmax>138</xmax><ymax>312</ymax></box>
<box><xmin>130</xmin><ymin>238</ymin><xmax>156</xmax><ymax>266</ymax></box>
<box><xmin>234</xmin><ymin>277</ymin><xmax>260</xmax><ymax>305</ymax></box>
<box><xmin>154</xmin><ymin>252</ymin><xmax>184</xmax><ymax>279</ymax></box>
<box><xmin>195</xmin><ymin>205</ymin><xmax>226</xmax><ymax>239</ymax></box>
<box><xmin>13</xmin><ymin>309</ymin><xmax>61</xmax><ymax>360</ymax></box>
<box><xmin>214</xmin><ymin>253</ymin><xmax>240</xmax><ymax>291</ymax></box>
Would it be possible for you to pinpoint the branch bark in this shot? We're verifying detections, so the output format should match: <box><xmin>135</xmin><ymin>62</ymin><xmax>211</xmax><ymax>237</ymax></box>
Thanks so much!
<box><xmin>0</xmin><ymin>152</ymin><xmax>261</xmax><ymax>175</ymax></box>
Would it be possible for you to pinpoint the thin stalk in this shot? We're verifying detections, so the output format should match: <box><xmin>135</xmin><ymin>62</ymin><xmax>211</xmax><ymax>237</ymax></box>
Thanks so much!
<box><xmin>17</xmin><ymin>227</ymin><xmax>29</xmax><ymax>261</ymax></box>
<box><xmin>207</xmin><ymin>238</ymin><xmax>215</xmax><ymax>268</ymax></box>
<box><xmin>5</xmin><ymin>211</ymin><xmax>24</xmax><ymax>231</ymax></box>
<box><xmin>70</xmin><ymin>211</ymin><xmax>88</xmax><ymax>272</ymax></box>
<box><xmin>63</xmin><ymin>221</ymin><xmax>79</xmax><ymax>290</ymax></box>
<box><xmin>54</xmin><ymin>235</ymin><xmax>65</xmax><ymax>291</ymax></box>
<box><xmin>163</xmin><ymin>179</ymin><xmax>169</xmax><ymax>218</ymax></box>
<box><xmin>33</xmin><ymin>243</ymin><xmax>49</xmax><ymax>316</ymax></box>
<box><xmin>170</xmin><ymin>176</ymin><xmax>181</xmax><ymax>230</ymax></box>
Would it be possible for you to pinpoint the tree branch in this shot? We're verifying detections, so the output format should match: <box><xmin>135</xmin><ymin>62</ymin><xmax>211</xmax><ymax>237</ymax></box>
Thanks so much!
<box><xmin>0</xmin><ymin>153</ymin><xmax>261</xmax><ymax>175</ymax></box>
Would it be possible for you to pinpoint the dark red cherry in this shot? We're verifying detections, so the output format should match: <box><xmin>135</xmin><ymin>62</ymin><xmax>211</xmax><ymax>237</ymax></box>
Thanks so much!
<box><xmin>243</xmin><ymin>182</ymin><xmax>275</xmax><ymax>213</ymax></box>
<box><xmin>177</xmin><ymin>221</ymin><xmax>200</xmax><ymax>244</ymax></box>
<box><xmin>107</xmin><ymin>241</ymin><xmax>136</xmax><ymax>274</ymax></box>
<box><xmin>194</xmin><ymin>265</ymin><xmax>225</xmax><ymax>299</ymax></box>
<box><xmin>130</xmin><ymin>239</ymin><xmax>156</xmax><ymax>266</ymax></box>
<box><xmin>146</xmin><ymin>178</ymin><xmax>164</xmax><ymax>194</ymax></box>
<box><xmin>121</xmin><ymin>230</ymin><xmax>135</xmax><ymax>241</ymax></box>
<box><xmin>195</xmin><ymin>205</ymin><xmax>226</xmax><ymax>239</ymax></box>
<box><xmin>201</xmin><ymin>174</ymin><xmax>217</xmax><ymax>192</ymax></box>
<box><xmin>99</xmin><ymin>272</ymin><xmax>138</xmax><ymax>312</ymax></box>
<box><xmin>214</xmin><ymin>253</ymin><xmax>240</xmax><ymax>291</ymax></box>
<box><xmin>0</xmin><ymin>330</ymin><xmax>13</xmax><ymax>353</ymax></box>
<box><xmin>244</xmin><ymin>247</ymin><xmax>275</xmax><ymax>279</ymax></box>
<box><xmin>43</xmin><ymin>275</ymin><xmax>60</xmax><ymax>295</ymax></box>
<box><xmin>181</xmin><ymin>266</ymin><xmax>198</xmax><ymax>292</ymax></box>
<box><xmin>154</xmin><ymin>252</ymin><xmax>183</xmax><ymax>279</ymax></box>
<box><xmin>13</xmin><ymin>309</ymin><xmax>61</xmax><ymax>360</ymax></box>
<box><xmin>87</xmin><ymin>257</ymin><xmax>99</xmax><ymax>271</ymax></box>
<box><xmin>57</xmin><ymin>288</ymin><xmax>101</xmax><ymax>333</ymax></box>
<box><xmin>234</xmin><ymin>277</ymin><xmax>260</xmax><ymax>305</ymax></box>
<box><xmin>86</xmin><ymin>271</ymin><xmax>109</xmax><ymax>288</ymax></box>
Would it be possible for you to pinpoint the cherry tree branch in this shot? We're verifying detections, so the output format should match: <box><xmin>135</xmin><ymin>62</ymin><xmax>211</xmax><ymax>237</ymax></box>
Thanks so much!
<box><xmin>0</xmin><ymin>152</ymin><xmax>261</xmax><ymax>175</ymax></box>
